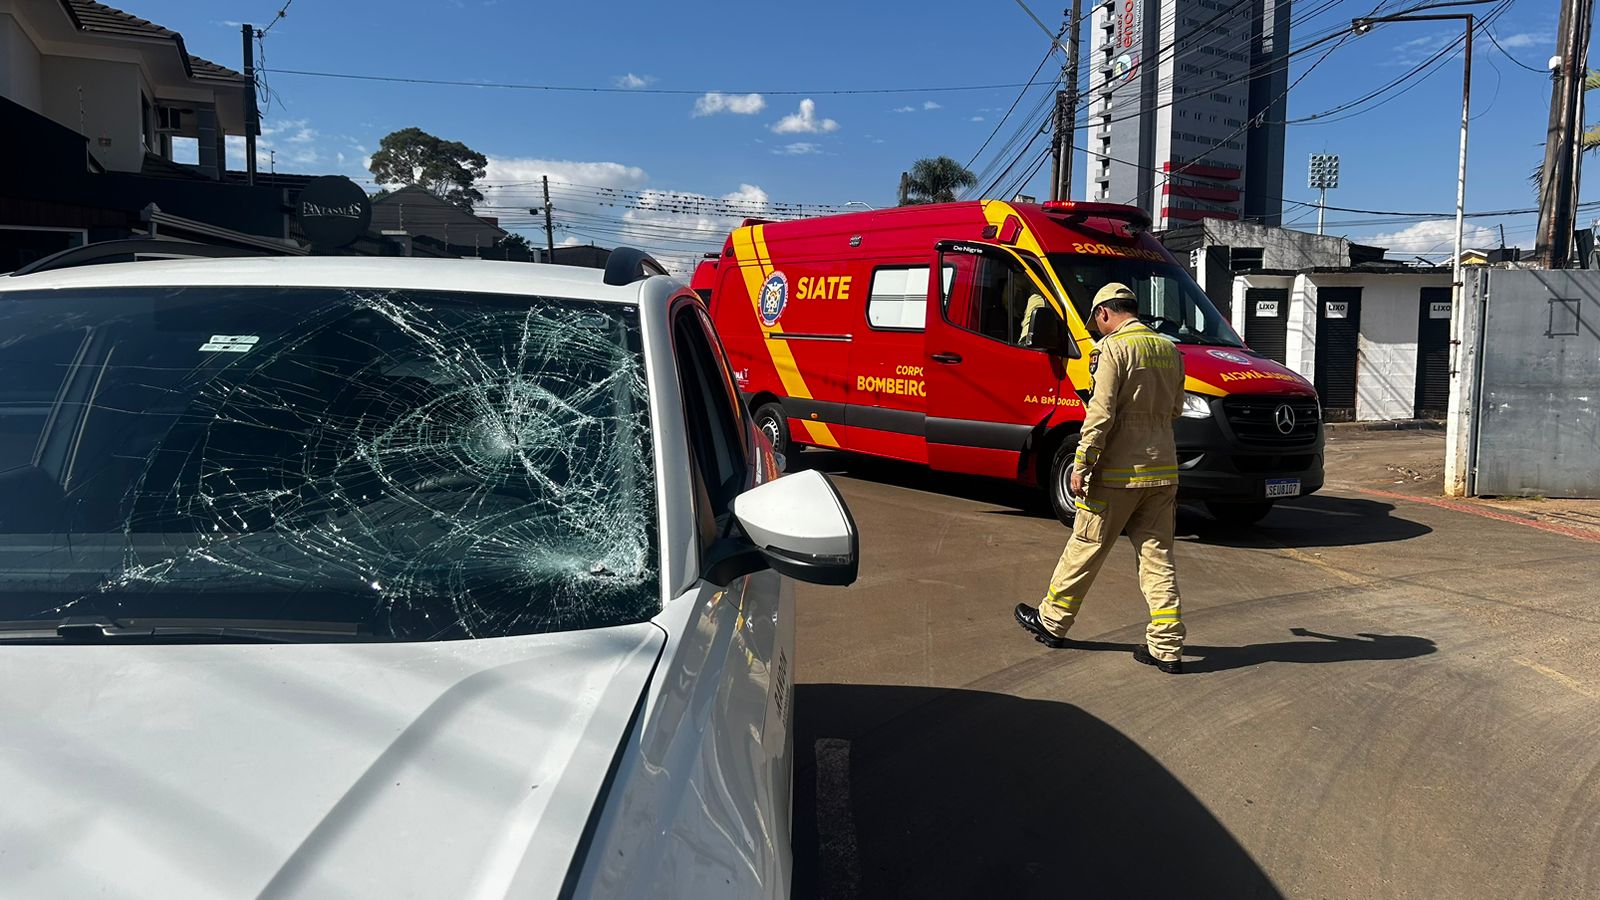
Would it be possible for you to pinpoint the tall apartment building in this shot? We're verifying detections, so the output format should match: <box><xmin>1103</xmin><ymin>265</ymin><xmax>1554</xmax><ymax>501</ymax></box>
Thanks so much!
<box><xmin>1087</xmin><ymin>0</ymin><xmax>1292</xmax><ymax>227</ymax></box>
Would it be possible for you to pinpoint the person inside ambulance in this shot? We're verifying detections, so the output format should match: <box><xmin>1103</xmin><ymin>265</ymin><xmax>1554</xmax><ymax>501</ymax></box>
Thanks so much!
<box><xmin>1013</xmin><ymin>282</ymin><xmax>1188</xmax><ymax>674</ymax></box>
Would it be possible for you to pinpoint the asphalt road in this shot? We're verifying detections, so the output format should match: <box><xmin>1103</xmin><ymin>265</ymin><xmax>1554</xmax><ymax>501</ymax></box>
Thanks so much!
<box><xmin>790</xmin><ymin>432</ymin><xmax>1600</xmax><ymax>900</ymax></box>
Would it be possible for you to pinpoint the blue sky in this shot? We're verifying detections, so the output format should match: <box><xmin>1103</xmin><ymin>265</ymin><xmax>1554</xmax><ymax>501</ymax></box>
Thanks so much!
<box><xmin>144</xmin><ymin>0</ymin><xmax>1572</xmax><ymax>270</ymax></box>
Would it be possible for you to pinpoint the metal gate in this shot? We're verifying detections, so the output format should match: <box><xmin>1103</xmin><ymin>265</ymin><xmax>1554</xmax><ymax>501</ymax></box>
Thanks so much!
<box><xmin>1243</xmin><ymin>288</ymin><xmax>1289</xmax><ymax>364</ymax></box>
<box><xmin>1414</xmin><ymin>287</ymin><xmax>1451</xmax><ymax>418</ymax></box>
<box><xmin>1314</xmin><ymin>287</ymin><xmax>1361</xmax><ymax>422</ymax></box>
<box><xmin>1473</xmin><ymin>270</ymin><xmax>1600</xmax><ymax>498</ymax></box>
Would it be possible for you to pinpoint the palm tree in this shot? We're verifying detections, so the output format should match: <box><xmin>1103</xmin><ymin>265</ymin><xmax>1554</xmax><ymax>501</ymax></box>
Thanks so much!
<box><xmin>898</xmin><ymin>156</ymin><xmax>979</xmax><ymax>205</ymax></box>
<box><xmin>1532</xmin><ymin>69</ymin><xmax>1600</xmax><ymax>198</ymax></box>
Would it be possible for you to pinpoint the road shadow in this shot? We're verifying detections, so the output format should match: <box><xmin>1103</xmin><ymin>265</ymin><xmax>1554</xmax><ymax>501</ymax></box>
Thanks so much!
<box><xmin>792</xmin><ymin>683</ymin><xmax>1283</xmax><ymax>900</ymax></box>
<box><xmin>791</xmin><ymin>448</ymin><xmax>1047</xmax><ymax>516</ymax></box>
<box><xmin>1042</xmin><ymin>628</ymin><xmax>1437</xmax><ymax>674</ymax></box>
<box><xmin>1177</xmin><ymin>494</ymin><xmax>1433</xmax><ymax>549</ymax></box>
<box><xmin>795</xmin><ymin>449</ymin><xmax>1434</xmax><ymax>550</ymax></box>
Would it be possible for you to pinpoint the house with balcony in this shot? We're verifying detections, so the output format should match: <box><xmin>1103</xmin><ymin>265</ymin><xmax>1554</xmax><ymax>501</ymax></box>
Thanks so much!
<box><xmin>0</xmin><ymin>0</ymin><xmax>298</xmax><ymax>270</ymax></box>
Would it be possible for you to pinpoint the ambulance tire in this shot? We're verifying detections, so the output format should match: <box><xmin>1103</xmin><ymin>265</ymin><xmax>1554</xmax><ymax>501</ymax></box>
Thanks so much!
<box><xmin>1046</xmin><ymin>438</ymin><xmax>1079</xmax><ymax>527</ymax></box>
<box><xmin>753</xmin><ymin>402</ymin><xmax>792</xmax><ymax>472</ymax></box>
<box><xmin>1205</xmin><ymin>500</ymin><xmax>1275</xmax><ymax>526</ymax></box>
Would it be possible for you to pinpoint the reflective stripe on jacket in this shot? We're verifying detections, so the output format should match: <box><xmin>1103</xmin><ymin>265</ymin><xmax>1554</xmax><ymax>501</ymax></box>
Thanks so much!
<box><xmin>1073</xmin><ymin>320</ymin><xmax>1185</xmax><ymax>489</ymax></box>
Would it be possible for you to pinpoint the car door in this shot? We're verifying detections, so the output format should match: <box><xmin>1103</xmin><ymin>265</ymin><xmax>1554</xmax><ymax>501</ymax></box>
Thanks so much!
<box><xmin>573</xmin><ymin>299</ymin><xmax>793</xmax><ymax>899</ymax></box>
<box><xmin>924</xmin><ymin>240</ymin><xmax>1074</xmax><ymax>480</ymax></box>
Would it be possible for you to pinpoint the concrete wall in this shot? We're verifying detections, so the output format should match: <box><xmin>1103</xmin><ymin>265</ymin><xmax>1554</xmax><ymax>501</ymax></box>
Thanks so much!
<box><xmin>0</xmin><ymin>13</ymin><xmax>41</xmax><ymax>112</ymax></box>
<box><xmin>1286</xmin><ymin>274</ymin><xmax>1318</xmax><ymax>382</ymax></box>
<box><xmin>1235</xmin><ymin>273</ymin><xmax>1293</xmax><ymax>345</ymax></box>
<box><xmin>1284</xmin><ymin>272</ymin><xmax>1451</xmax><ymax>421</ymax></box>
<box><xmin>40</xmin><ymin>55</ymin><xmax>143</xmax><ymax>172</ymax></box>
<box><xmin>1203</xmin><ymin>220</ymin><xmax>1350</xmax><ymax>269</ymax></box>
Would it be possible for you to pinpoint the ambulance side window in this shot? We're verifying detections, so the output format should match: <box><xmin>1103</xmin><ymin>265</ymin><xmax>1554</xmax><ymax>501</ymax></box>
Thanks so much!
<box><xmin>867</xmin><ymin>265</ymin><xmax>954</xmax><ymax>331</ymax></box>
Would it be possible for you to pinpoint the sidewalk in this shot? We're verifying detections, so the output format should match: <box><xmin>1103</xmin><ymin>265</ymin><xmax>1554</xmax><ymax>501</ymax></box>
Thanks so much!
<box><xmin>1326</xmin><ymin>428</ymin><xmax>1600</xmax><ymax>541</ymax></box>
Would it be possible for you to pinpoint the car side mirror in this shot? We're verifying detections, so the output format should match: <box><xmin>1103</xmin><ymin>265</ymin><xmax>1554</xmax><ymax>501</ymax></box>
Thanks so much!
<box><xmin>1024</xmin><ymin>307</ymin><xmax>1076</xmax><ymax>357</ymax></box>
<box><xmin>729</xmin><ymin>469</ymin><xmax>858</xmax><ymax>586</ymax></box>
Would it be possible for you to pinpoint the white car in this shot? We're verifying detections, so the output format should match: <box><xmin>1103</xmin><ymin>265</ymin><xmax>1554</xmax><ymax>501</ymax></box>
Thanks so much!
<box><xmin>0</xmin><ymin>251</ymin><xmax>856</xmax><ymax>898</ymax></box>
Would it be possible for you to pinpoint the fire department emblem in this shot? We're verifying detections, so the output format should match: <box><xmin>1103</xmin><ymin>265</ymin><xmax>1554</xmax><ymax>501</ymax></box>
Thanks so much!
<box><xmin>759</xmin><ymin>271</ymin><xmax>788</xmax><ymax>326</ymax></box>
<box><xmin>1207</xmin><ymin>349</ymin><xmax>1250</xmax><ymax>364</ymax></box>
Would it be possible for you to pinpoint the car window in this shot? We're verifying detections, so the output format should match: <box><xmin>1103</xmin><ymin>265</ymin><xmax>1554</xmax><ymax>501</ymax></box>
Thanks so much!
<box><xmin>672</xmin><ymin>307</ymin><xmax>747</xmax><ymax>526</ymax></box>
<box><xmin>0</xmin><ymin>287</ymin><xmax>659</xmax><ymax>641</ymax></box>
<box><xmin>942</xmin><ymin>250</ymin><xmax>1051</xmax><ymax>348</ymax></box>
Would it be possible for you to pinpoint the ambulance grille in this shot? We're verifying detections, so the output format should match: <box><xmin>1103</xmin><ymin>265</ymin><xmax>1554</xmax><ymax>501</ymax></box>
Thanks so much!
<box><xmin>1222</xmin><ymin>397</ymin><xmax>1321</xmax><ymax>446</ymax></box>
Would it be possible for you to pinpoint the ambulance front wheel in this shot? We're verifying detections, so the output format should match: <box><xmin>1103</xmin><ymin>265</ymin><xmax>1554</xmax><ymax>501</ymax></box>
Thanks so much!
<box><xmin>753</xmin><ymin>402</ymin><xmax>792</xmax><ymax>472</ymax></box>
<box><xmin>1046</xmin><ymin>438</ymin><xmax>1079</xmax><ymax>527</ymax></box>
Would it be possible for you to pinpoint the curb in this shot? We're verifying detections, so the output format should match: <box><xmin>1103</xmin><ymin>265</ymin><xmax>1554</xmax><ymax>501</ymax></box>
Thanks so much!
<box><xmin>1324</xmin><ymin>419</ymin><xmax>1445</xmax><ymax>434</ymax></box>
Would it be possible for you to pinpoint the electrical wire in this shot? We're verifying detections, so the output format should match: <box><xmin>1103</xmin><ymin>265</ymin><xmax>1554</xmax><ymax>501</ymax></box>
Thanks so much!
<box><xmin>256</xmin><ymin>69</ymin><xmax>1060</xmax><ymax>96</ymax></box>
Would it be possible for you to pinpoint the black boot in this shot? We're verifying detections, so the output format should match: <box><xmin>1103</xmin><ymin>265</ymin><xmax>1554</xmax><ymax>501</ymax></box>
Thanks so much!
<box><xmin>1133</xmin><ymin>644</ymin><xmax>1184</xmax><ymax>674</ymax></box>
<box><xmin>1014</xmin><ymin>603</ymin><xmax>1069</xmax><ymax>649</ymax></box>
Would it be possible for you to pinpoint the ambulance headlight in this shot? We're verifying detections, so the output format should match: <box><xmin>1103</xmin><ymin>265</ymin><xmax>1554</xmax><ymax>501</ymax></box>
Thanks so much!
<box><xmin>1180</xmin><ymin>392</ymin><xmax>1213</xmax><ymax>419</ymax></box>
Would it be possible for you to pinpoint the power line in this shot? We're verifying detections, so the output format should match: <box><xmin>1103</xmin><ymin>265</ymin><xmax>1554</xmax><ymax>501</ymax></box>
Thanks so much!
<box><xmin>257</xmin><ymin>68</ymin><xmax>1060</xmax><ymax>96</ymax></box>
<box><xmin>259</xmin><ymin>0</ymin><xmax>295</xmax><ymax>36</ymax></box>
<box><xmin>1483</xmin><ymin>25</ymin><xmax>1550</xmax><ymax>74</ymax></box>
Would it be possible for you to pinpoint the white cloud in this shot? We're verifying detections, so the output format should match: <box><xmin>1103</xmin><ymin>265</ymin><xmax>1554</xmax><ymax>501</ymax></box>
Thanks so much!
<box><xmin>970</xmin><ymin>116</ymin><xmax>985</xmax><ymax>122</ymax></box>
<box><xmin>693</xmin><ymin>92</ymin><xmax>766</xmax><ymax>116</ymax></box>
<box><xmin>1364</xmin><ymin>220</ymin><xmax>1499</xmax><ymax>258</ymax></box>
<box><xmin>1497</xmin><ymin>31</ymin><xmax>1550</xmax><ymax>49</ymax></box>
<box><xmin>772</xmin><ymin>98</ymin><xmax>839</xmax><ymax>134</ymax></box>
<box><xmin>1387</xmin><ymin>33</ymin><xmax>1454</xmax><ymax>67</ymax></box>
<box><xmin>893</xmin><ymin>101</ymin><xmax>943</xmax><ymax>113</ymax></box>
<box><xmin>775</xmin><ymin>142</ymin><xmax>822</xmax><ymax>155</ymax></box>
<box><xmin>892</xmin><ymin>105</ymin><xmax>917</xmax><ymax>113</ymax></box>
<box><xmin>923</xmin><ymin>100</ymin><xmax>941</xmax><ymax>110</ymax></box>
<box><xmin>614</xmin><ymin>73</ymin><xmax>652</xmax><ymax>89</ymax></box>
<box><xmin>481</xmin><ymin>155</ymin><xmax>649</xmax><ymax>190</ymax></box>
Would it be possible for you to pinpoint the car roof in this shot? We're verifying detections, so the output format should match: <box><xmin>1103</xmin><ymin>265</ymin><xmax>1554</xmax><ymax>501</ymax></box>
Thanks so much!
<box><xmin>0</xmin><ymin>256</ymin><xmax>655</xmax><ymax>304</ymax></box>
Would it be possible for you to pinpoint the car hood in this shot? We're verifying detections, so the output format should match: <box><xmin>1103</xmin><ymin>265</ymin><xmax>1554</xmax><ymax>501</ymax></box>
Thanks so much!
<box><xmin>1178</xmin><ymin>344</ymin><xmax>1318</xmax><ymax>398</ymax></box>
<box><xmin>0</xmin><ymin>623</ymin><xmax>664</xmax><ymax>899</ymax></box>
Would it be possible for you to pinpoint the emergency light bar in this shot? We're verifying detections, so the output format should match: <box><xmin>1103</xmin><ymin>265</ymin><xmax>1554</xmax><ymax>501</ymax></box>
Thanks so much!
<box><xmin>1039</xmin><ymin>200</ymin><xmax>1153</xmax><ymax>230</ymax></box>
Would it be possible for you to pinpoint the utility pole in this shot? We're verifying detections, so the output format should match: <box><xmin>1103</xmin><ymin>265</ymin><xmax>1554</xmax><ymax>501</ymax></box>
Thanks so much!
<box><xmin>1050</xmin><ymin>3</ymin><xmax>1082</xmax><ymax>201</ymax></box>
<box><xmin>542</xmin><ymin>175</ymin><xmax>555</xmax><ymax>261</ymax></box>
<box><xmin>1536</xmin><ymin>0</ymin><xmax>1593</xmax><ymax>268</ymax></box>
<box><xmin>242</xmin><ymin>24</ymin><xmax>258</xmax><ymax>185</ymax></box>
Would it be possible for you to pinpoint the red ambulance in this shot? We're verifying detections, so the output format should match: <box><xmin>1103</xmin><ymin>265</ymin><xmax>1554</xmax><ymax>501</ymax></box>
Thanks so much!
<box><xmin>699</xmin><ymin>199</ymin><xmax>1323</xmax><ymax>526</ymax></box>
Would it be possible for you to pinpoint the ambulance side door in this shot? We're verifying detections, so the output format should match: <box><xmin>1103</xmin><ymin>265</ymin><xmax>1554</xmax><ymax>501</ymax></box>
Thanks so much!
<box><xmin>844</xmin><ymin>262</ymin><xmax>946</xmax><ymax>465</ymax></box>
<box><xmin>924</xmin><ymin>240</ymin><xmax>1074</xmax><ymax>479</ymax></box>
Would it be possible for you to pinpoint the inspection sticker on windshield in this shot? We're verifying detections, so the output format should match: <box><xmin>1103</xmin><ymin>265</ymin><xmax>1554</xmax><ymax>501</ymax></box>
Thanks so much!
<box><xmin>198</xmin><ymin>335</ymin><xmax>260</xmax><ymax>353</ymax></box>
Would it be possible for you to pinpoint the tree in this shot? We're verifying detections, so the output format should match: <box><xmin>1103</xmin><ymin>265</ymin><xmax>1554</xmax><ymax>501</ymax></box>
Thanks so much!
<box><xmin>368</xmin><ymin>127</ymin><xmax>488</xmax><ymax>212</ymax></box>
<box><xmin>493</xmin><ymin>232</ymin><xmax>538</xmax><ymax>262</ymax></box>
<box><xmin>898</xmin><ymin>156</ymin><xmax>978</xmax><ymax>205</ymax></box>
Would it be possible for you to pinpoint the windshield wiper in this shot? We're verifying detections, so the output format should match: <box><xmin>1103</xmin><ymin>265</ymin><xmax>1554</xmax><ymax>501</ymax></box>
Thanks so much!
<box><xmin>0</xmin><ymin>616</ymin><xmax>377</xmax><ymax>643</ymax></box>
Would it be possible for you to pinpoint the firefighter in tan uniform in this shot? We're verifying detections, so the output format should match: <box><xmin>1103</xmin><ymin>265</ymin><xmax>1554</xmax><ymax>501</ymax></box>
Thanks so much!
<box><xmin>1014</xmin><ymin>283</ymin><xmax>1188</xmax><ymax>674</ymax></box>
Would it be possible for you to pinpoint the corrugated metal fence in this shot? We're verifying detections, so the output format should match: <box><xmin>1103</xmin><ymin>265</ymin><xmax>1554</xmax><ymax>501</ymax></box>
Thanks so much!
<box><xmin>1473</xmin><ymin>269</ymin><xmax>1600</xmax><ymax>498</ymax></box>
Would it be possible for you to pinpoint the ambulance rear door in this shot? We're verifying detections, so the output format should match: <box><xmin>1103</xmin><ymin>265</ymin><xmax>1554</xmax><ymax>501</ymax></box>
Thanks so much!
<box><xmin>925</xmin><ymin>240</ymin><xmax>1076</xmax><ymax>479</ymax></box>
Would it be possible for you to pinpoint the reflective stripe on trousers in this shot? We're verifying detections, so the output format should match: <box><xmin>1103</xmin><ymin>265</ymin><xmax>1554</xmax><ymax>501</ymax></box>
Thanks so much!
<box><xmin>1038</xmin><ymin>484</ymin><xmax>1184</xmax><ymax>662</ymax></box>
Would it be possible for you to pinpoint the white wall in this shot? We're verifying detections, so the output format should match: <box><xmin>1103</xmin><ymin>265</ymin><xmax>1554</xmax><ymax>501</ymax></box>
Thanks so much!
<box><xmin>1297</xmin><ymin>272</ymin><xmax>1452</xmax><ymax>421</ymax></box>
<box><xmin>0</xmin><ymin>13</ymin><xmax>42</xmax><ymax>111</ymax></box>
<box><xmin>1286</xmin><ymin>273</ymin><xmax>1317</xmax><ymax>382</ymax></box>
<box><xmin>1234</xmin><ymin>274</ymin><xmax>1294</xmax><ymax>347</ymax></box>
<box><xmin>40</xmin><ymin>55</ymin><xmax>143</xmax><ymax>172</ymax></box>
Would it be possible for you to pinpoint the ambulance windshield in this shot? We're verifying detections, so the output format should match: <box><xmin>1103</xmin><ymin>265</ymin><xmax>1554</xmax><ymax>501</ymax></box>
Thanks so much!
<box><xmin>1049</xmin><ymin>255</ymin><xmax>1244</xmax><ymax>348</ymax></box>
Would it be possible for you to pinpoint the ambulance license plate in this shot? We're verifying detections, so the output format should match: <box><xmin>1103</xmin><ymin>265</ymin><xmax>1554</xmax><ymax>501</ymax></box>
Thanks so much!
<box><xmin>1265</xmin><ymin>478</ymin><xmax>1301</xmax><ymax>498</ymax></box>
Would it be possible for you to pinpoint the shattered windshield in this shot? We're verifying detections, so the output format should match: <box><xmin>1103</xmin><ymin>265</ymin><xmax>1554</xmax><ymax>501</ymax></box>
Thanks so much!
<box><xmin>0</xmin><ymin>287</ymin><xmax>658</xmax><ymax>642</ymax></box>
<box><xmin>1049</xmin><ymin>254</ymin><xmax>1245</xmax><ymax>347</ymax></box>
